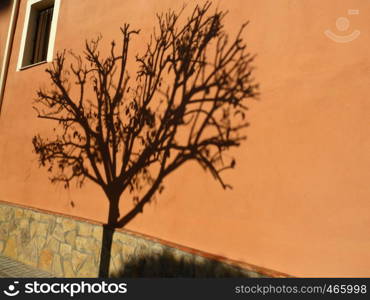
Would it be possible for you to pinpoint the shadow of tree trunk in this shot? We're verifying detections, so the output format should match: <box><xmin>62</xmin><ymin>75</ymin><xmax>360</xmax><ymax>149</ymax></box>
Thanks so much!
<box><xmin>98</xmin><ymin>177</ymin><xmax>164</xmax><ymax>276</ymax></box>
<box><xmin>98</xmin><ymin>224</ymin><xmax>114</xmax><ymax>277</ymax></box>
<box><xmin>98</xmin><ymin>194</ymin><xmax>119</xmax><ymax>277</ymax></box>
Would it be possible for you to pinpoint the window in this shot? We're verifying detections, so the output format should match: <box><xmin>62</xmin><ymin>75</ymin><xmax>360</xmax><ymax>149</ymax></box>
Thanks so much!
<box><xmin>32</xmin><ymin>6</ymin><xmax>54</xmax><ymax>64</ymax></box>
<box><xmin>17</xmin><ymin>0</ymin><xmax>61</xmax><ymax>70</ymax></box>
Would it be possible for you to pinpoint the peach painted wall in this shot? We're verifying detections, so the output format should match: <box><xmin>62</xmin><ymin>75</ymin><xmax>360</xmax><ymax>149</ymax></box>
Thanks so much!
<box><xmin>0</xmin><ymin>0</ymin><xmax>369</xmax><ymax>277</ymax></box>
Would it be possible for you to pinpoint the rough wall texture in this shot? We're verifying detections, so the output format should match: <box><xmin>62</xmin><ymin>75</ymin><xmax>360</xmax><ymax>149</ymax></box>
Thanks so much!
<box><xmin>0</xmin><ymin>201</ymin><xmax>271</xmax><ymax>278</ymax></box>
<box><xmin>0</xmin><ymin>0</ymin><xmax>369</xmax><ymax>277</ymax></box>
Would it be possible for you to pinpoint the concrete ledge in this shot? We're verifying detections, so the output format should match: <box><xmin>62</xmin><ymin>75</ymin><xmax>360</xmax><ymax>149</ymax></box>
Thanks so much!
<box><xmin>0</xmin><ymin>200</ymin><xmax>290</xmax><ymax>278</ymax></box>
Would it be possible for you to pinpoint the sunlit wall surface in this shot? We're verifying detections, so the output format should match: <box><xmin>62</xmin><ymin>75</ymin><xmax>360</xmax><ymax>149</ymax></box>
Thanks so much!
<box><xmin>0</xmin><ymin>0</ymin><xmax>369</xmax><ymax>277</ymax></box>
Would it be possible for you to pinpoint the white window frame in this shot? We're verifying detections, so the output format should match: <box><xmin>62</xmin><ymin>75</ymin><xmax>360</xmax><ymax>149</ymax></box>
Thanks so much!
<box><xmin>17</xmin><ymin>0</ymin><xmax>61</xmax><ymax>70</ymax></box>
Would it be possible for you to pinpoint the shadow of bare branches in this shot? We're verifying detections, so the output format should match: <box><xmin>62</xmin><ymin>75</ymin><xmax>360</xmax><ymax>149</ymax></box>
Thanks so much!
<box><xmin>32</xmin><ymin>1</ymin><xmax>258</xmax><ymax>277</ymax></box>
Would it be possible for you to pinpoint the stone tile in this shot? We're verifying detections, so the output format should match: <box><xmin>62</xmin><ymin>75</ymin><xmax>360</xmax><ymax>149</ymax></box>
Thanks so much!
<box><xmin>35</xmin><ymin>236</ymin><xmax>46</xmax><ymax>252</ymax></box>
<box><xmin>71</xmin><ymin>250</ymin><xmax>88</xmax><ymax>273</ymax></box>
<box><xmin>1</xmin><ymin>204</ymin><xmax>270</xmax><ymax>279</ymax></box>
<box><xmin>3</xmin><ymin>236</ymin><xmax>17</xmax><ymax>259</ymax></box>
<box><xmin>135</xmin><ymin>239</ymin><xmax>150</xmax><ymax>256</ymax></box>
<box><xmin>195</xmin><ymin>255</ymin><xmax>207</xmax><ymax>266</ymax></box>
<box><xmin>52</xmin><ymin>224</ymin><xmax>65</xmax><ymax>242</ymax></box>
<box><xmin>76</xmin><ymin>236</ymin><xmax>94</xmax><ymax>253</ymax></box>
<box><xmin>4</xmin><ymin>208</ymin><xmax>14</xmax><ymax>222</ymax></box>
<box><xmin>63</xmin><ymin>260</ymin><xmax>75</xmax><ymax>277</ymax></box>
<box><xmin>30</xmin><ymin>211</ymin><xmax>41</xmax><ymax>221</ymax></box>
<box><xmin>121</xmin><ymin>244</ymin><xmax>136</xmax><ymax>259</ymax></box>
<box><xmin>18</xmin><ymin>240</ymin><xmax>37</xmax><ymax>267</ymax></box>
<box><xmin>23</xmin><ymin>209</ymin><xmax>33</xmax><ymax>219</ymax></box>
<box><xmin>60</xmin><ymin>243</ymin><xmax>72</xmax><ymax>259</ymax></box>
<box><xmin>182</xmin><ymin>253</ymin><xmax>194</xmax><ymax>265</ymax></box>
<box><xmin>8</xmin><ymin>218</ymin><xmax>17</xmax><ymax>232</ymax></box>
<box><xmin>62</xmin><ymin>218</ymin><xmax>77</xmax><ymax>232</ymax></box>
<box><xmin>92</xmin><ymin>226</ymin><xmax>103</xmax><ymax>240</ymax></box>
<box><xmin>14</xmin><ymin>208</ymin><xmax>24</xmax><ymax>219</ymax></box>
<box><xmin>36</xmin><ymin>222</ymin><xmax>49</xmax><ymax>237</ymax></box>
<box><xmin>109</xmin><ymin>254</ymin><xmax>122</xmax><ymax>276</ymax></box>
<box><xmin>47</xmin><ymin>219</ymin><xmax>57</xmax><ymax>235</ymax></box>
<box><xmin>30</xmin><ymin>221</ymin><xmax>38</xmax><ymax>238</ymax></box>
<box><xmin>0</xmin><ymin>240</ymin><xmax>4</xmax><ymax>253</ymax></box>
<box><xmin>171</xmin><ymin>249</ymin><xmax>185</xmax><ymax>262</ymax></box>
<box><xmin>65</xmin><ymin>230</ymin><xmax>77</xmax><ymax>247</ymax></box>
<box><xmin>20</xmin><ymin>229</ymin><xmax>31</xmax><ymax>246</ymax></box>
<box><xmin>151</xmin><ymin>243</ymin><xmax>164</xmax><ymax>255</ymax></box>
<box><xmin>18</xmin><ymin>253</ymin><xmax>36</xmax><ymax>268</ymax></box>
<box><xmin>0</xmin><ymin>208</ymin><xmax>6</xmax><ymax>222</ymax></box>
<box><xmin>46</xmin><ymin>237</ymin><xmax>60</xmax><ymax>253</ymax></box>
<box><xmin>115</xmin><ymin>232</ymin><xmax>137</xmax><ymax>246</ymax></box>
<box><xmin>90</xmin><ymin>242</ymin><xmax>101</xmax><ymax>266</ymax></box>
<box><xmin>53</xmin><ymin>254</ymin><xmax>64</xmax><ymax>277</ymax></box>
<box><xmin>19</xmin><ymin>218</ymin><xmax>29</xmax><ymax>229</ymax></box>
<box><xmin>78</xmin><ymin>222</ymin><xmax>92</xmax><ymax>237</ymax></box>
<box><xmin>111</xmin><ymin>242</ymin><xmax>122</xmax><ymax>258</ymax></box>
<box><xmin>0</xmin><ymin>223</ymin><xmax>9</xmax><ymax>240</ymax></box>
<box><xmin>12</xmin><ymin>229</ymin><xmax>21</xmax><ymax>241</ymax></box>
<box><xmin>40</xmin><ymin>214</ymin><xmax>55</xmax><ymax>224</ymax></box>
<box><xmin>39</xmin><ymin>249</ymin><xmax>54</xmax><ymax>272</ymax></box>
<box><xmin>77</xmin><ymin>255</ymin><xmax>98</xmax><ymax>277</ymax></box>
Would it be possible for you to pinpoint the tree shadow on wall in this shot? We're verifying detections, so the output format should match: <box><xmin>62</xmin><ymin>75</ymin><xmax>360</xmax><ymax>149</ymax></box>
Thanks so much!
<box><xmin>111</xmin><ymin>248</ymin><xmax>256</xmax><ymax>278</ymax></box>
<box><xmin>32</xmin><ymin>2</ymin><xmax>259</xmax><ymax>277</ymax></box>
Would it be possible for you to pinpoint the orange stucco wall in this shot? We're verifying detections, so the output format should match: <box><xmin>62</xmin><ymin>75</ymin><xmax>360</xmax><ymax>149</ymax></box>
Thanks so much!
<box><xmin>0</xmin><ymin>0</ymin><xmax>369</xmax><ymax>277</ymax></box>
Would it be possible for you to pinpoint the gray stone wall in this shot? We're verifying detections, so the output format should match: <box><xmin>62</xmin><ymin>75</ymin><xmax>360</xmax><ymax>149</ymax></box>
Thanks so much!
<box><xmin>0</xmin><ymin>202</ymin><xmax>265</xmax><ymax>278</ymax></box>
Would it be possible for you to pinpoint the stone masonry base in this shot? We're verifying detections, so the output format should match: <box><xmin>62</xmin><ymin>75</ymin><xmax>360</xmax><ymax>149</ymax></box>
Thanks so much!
<box><xmin>0</xmin><ymin>201</ymin><xmax>287</xmax><ymax>278</ymax></box>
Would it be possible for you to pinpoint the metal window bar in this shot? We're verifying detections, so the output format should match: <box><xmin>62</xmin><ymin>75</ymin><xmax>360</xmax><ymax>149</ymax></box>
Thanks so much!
<box><xmin>32</xmin><ymin>6</ymin><xmax>54</xmax><ymax>64</ymax></box>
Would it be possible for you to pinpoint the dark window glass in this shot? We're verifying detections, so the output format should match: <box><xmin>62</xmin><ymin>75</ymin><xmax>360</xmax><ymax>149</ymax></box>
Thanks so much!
<box><xmin>32</xmin><ymin>6</ymin><xmax>54</xmax><ymax>64</ymax></box>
